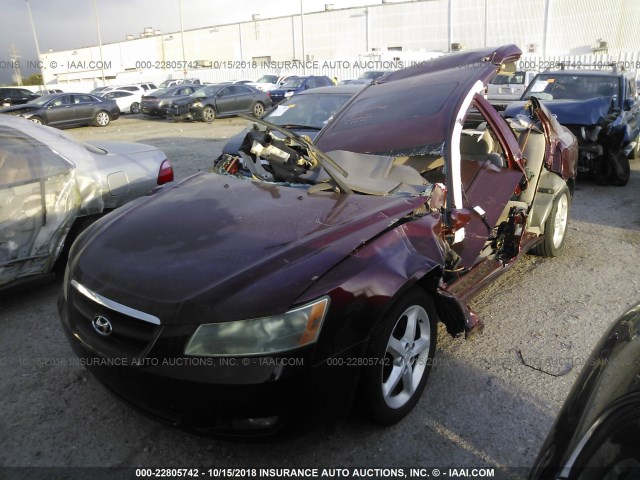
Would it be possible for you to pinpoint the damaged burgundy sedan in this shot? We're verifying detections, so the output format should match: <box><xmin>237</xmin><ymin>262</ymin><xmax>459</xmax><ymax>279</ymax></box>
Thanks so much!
<box><xmin>59</xmin><ymin>45</ymin><xmax>578</xmax><ymax>436</ymax></box>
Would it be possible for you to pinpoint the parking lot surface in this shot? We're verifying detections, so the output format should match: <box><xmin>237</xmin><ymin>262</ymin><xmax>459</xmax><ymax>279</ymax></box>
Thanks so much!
<box><xmin>1</xmin><ymin>115</ymin><xmax>639</xmax><ymax>477</ymax></box>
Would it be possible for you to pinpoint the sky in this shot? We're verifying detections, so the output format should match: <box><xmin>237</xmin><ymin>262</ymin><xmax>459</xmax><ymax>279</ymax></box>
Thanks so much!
<box><xmin>1</xmin><ymin>0</ymin><xmax>377</xmax><ymax>85</ymax></box>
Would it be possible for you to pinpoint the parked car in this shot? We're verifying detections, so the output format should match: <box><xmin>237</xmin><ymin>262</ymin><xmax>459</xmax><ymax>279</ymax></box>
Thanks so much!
<box><xmin>530</xmin><ymin>302</ymin><xmax>640</xmax><ymax>479</ymax></box>
<box><xmin>268</xmin><ymin>75</ymin><xmax>334</xmax><ymax>103</ymax></box>
<box><xmin>101</xmin><ymin>84</ymin><xmax>148</xmax><ymax>96</ymax></box>
<box><xmin>217</xmin><ymin>84</ymin><xmax>363</xmax><ymax>164</ymax></box>
<box><xmin>339</xmin><ymin>70</ymin><xmax>388</xmax><ymax>85</ymax></box>
<box><xmin>0</xmin><ymin>87</ymin><xmax>39</xmax><ymax>107</ymax></box>
<box><xmin>106</xmin><ymin>83</ymin><xmax>158</xmax><ymax>94</ymax></box>
<box><xmin>136</xmin><ymin>82</ymin><xmax>159</xmax><ymax>93</ymax></box>
<box><xmin>0</xmin><ymin>93</ymin><xmax>120</xmax><ymax>128</ymax></box>
<box><xmin>220</xmin><ymin>79</ymin><xmax>254</xmax><ymax>85</ymax></box>
<box><xmin>485</xmin><ymin>70</ymin><xmax>536</xmax><ymax>109</ymax></box>
<box><xmin>0</xmin><ymin>115</ymin><xmax>173</xmax><ymax>290</ymax></box>
<box><xmin>90</xmin><ymin>86</ymin><xmax>109</xmax><ymax>95</ymax></box>
<box><xmin>101</xmin><ymin>90</ymin><xmax>143</xmax><ymax>114</ymax></box>
<box><xmin>35</xmin><ymin>89</ymin><xmax>64</xmax><ymax>96</ymax></box>
<box><xmin>246</xmin><ymin>74</ymin><xmax>280</xmax><ymax>92</ymax></box>
<box><xmin>158</xmin><ymin>78</ymin><xmax>201</xmax><ymax>89</ymax></box>
<box><xmin>58</xmin><ymin>45</ymin><xmax>578</xmax><ymax>436</ymax></box>
<box><xmin>505</xmin><ymin>65</ymin><xmax>639</xmax><ymax>186</ymax></box>
<box><xmin>140</xmin><ymin>85</ymin><xmax>204</xmax><ymax>117</ymax></box>
<box><xmin>168</xmin><ymin>84</ymin><xmax>271</xmax><ymax>121</ymax></box>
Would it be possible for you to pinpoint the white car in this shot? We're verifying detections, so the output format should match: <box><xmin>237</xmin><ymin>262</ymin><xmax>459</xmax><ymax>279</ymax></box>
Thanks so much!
<box><xmin>486</xmin><ymin>70</ymin><xmax>537</xmax><ymax>109</ymax></box>
<box><xmin>245</xmin><ymin>75</ymin><xmax>279</xmax><ymax>92</ymax></box>
<box><xmin>247</xmin><ymin>75</ymin><xmax>299</xmax><ymax>92</ymax></box>
<box><xmin>158</xmin><ymin>78</ymin><xmax>201</xmax><ymax>89</ymax></box>
<box><xmin>101</xmin><ymin>89</ymin><xmax>144</xmax><ymax>114</ymax></box>
<box><xmin>101</xmin><ymin>83</ymin><xmax>158</xmax><ymax>96</ymax></box>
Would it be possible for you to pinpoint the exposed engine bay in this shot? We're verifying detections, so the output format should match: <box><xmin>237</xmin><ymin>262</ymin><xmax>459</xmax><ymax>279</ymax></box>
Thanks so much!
<box><xmin>213</xmin><ymin>116</ymin><xmax>433</xmax><ymax>197</ymax></box>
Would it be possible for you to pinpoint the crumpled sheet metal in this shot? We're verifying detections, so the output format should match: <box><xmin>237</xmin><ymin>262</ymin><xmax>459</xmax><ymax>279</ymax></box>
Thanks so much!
<box><xmin>0</xmin><ymin>117</ymin><xmax>106</xmax><ymax>286</ymax></box>
<box><xmin>0</xmin><ymin>171</ymin><xmax>80</xmax><ymax>286</ymax></box>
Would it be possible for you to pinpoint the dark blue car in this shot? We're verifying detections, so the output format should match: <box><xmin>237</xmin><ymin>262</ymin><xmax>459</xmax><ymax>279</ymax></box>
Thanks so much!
<box><xmin>505</xmin><ymin>67</ymin><xmax>639</xmax><ymax>186</ymax></box>
<box><xmin>268</xmin><ymin>75</ymin><xmax>334</xmax><ymax>104</ymax></box>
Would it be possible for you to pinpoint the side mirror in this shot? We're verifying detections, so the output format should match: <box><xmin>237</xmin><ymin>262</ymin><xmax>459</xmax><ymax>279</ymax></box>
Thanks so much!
<box><xmin>623</xmin><ymin>98</ymin><xmax>634</xmax><ymax>111</ymax></box>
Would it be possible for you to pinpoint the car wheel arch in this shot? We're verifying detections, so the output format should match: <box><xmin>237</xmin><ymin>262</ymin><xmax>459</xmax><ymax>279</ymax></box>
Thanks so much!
<box><xmin>527</xmin><ymin>171</ymin><xmax>571</xmax><ymax>232</ymax></box>
<box><xmin>300</xmin><ymin>243</ymin><xmax>465</xmax><ymax>351</ymax></box>
<box><xmin>357</xmin><ymin>285</ymin><xmax>439</xmax><ymax>424</ymax></box>
<box><xmin>201</xmin><ymin>104</ymin><xmax>216</xmax><ymax>121</ymax></box>
<box><xmin>93</xmin><ymin>110</ymin><xmax>111</xmax><ymax>127</ymax></box>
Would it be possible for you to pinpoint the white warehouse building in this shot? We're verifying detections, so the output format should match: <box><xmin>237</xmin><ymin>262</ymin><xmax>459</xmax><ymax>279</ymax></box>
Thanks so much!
<box><xmin>39</xmin><ymin>0</ymin><xmax>640</xmax><ymax>88</ymax></box>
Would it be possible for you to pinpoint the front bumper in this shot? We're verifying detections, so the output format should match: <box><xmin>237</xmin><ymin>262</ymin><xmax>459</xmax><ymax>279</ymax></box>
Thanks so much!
<box><xmin>58</xmin><ymin>289</ymin><xmax>360</xmax><ymax>436</ymax></box>
<box><xmin>169</xmin><ymin>104</ymin><xmax>194</xmax><ymax>120</ymax></box>
<box><xmin>141</xmin><ymin>104</ymin><xmax>166</xmax><ymax>116</ymax></box>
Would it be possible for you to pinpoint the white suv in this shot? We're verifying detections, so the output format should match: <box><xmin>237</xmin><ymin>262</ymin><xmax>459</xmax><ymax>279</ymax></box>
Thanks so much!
<box><xmin>102</xmin><ymin>83</ymin><xmax>158</xmax><ymax>95</ymax></box>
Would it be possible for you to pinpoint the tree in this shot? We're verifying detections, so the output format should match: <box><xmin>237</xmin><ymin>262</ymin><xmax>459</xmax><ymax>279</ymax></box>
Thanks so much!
<box><xmin>21</xmin><ymin>73</ymin><xmax>43</xmax><ymax>86</ymax></box>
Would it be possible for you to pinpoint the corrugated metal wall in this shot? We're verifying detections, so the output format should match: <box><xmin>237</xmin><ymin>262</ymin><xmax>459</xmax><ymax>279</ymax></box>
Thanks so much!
<box><xmin>41</xmin><ymin>0</ymin><xmax>640</xmax><ymax>85</ymax></box>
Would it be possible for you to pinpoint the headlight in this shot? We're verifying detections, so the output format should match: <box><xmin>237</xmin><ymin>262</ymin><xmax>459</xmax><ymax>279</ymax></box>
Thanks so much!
<box><xmin>284</xmin><ymin>91</ymin><xmax>294</xmax><ymax>98</ymax></box>
<box><xmin>184</xmin><ymin>297</ymin><xmax>329</xmax><ymax>356</ymax></box>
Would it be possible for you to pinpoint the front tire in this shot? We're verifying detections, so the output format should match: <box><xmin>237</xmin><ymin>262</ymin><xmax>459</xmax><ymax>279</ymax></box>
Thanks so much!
<box><xmin>93</xmin><ymin>111</ymin><xmax>111</xmax><ymax>127</ymax></box>
<box><xmin>130</xmin><ymin>102</ymin><xmax>140</xmax><ymax>114</ymax></box>
<box><xmin>29</xmin><ymin>116</ymin><xmax>43</xmax><ymax>125</ymax></box>
<box><xmin>359</xmin><ymin>288</ymin><xmax>438</xmax><ymax>425</ymax></box>
<box><xmin>202</xmin><ymin>106</ymin><xmax>216</xmax><ymax>122</ymax></box>
<box><xmin>607</xmin><ymin>149</ymin><xmax>631</xmax><ymax>186</ymax></box>
<box><xmin>531</xmin><ymin>185</ymin><xmax>570</xmax><ymax>257</ymax></box>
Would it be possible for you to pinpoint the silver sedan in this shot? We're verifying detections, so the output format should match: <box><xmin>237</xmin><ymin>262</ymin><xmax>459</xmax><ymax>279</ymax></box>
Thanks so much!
<box><xmin>0</xmin><ymin>115</ymin><xmax>174</xmax><ymax>289</ymax></box>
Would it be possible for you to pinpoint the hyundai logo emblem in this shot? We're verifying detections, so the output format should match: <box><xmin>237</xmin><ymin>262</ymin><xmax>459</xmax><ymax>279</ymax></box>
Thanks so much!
<box><xmin>92</xmin><ymin>315</ymin><xmax>113</xmax><ymax>336</ymax></box>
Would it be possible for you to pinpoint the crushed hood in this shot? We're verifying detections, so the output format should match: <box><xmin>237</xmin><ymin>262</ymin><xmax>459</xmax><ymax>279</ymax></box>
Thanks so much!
<box><xmin>0</xmin><ymin>104</ymin><xmax>39</xmax><ymax>114</ymax></box>
<box><xmin>71</xmin><ymin>173</ymin><xmax>428</xmax><ymax>325</ymax></box>
<box><xmin>504</xmin><ymin>96</ymin><xmax>612</xmax><ymax>126</ymax></box>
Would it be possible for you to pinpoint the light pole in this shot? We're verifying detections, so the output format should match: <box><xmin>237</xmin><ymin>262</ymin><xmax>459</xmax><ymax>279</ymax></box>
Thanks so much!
<box><xmin>349</xmin><ymin>9</ymin><xmax>369</xmax><ymax>53</ymax></box>
<box><xmin>25</xmin><ymin>0</ymin><xmax>42</xmax><ymax>81</ymax></box>
<box><xmin>93</xmin><ymin>0</ymin><xmax>106</xmax><ymax>86</ymax></box>
<box><xmin>542</xmin><ymin>0</ymin><xmax>551</xmax><ymax>58</ymax></box>
<box><xmin>484</xmin><ymin>0</ymin><xmax>488</xmax><ymax>48</ymax></box>
<box><xmin>179</xmin><ymin>0</ymin><xmax>187</xmax><ymax>77</ymax></box>
<box><xmin>300</xmin><ymin>0</ymin><xmax>306</xmax><ymax>63</ymax></box>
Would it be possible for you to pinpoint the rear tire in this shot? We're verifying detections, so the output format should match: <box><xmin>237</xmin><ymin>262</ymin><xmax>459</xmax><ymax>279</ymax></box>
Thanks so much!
<box><xmin>130</xmin><ymin>102</ymin><xmax>140</xmax><ymax>114</ymax></box>
<box><xmin>359</xmin><ymin>288</ymin><xmax>438</xmax><ymax>425</ymax></box>
<box><xmin>93</xmin><ymin>111</ymin><xmax>111</xmax><ymax>127</ymax></box>
<box><xmin>531</xmin><ymin>185</ymin><xmax>570</xmax><ymax>257</ymax></box>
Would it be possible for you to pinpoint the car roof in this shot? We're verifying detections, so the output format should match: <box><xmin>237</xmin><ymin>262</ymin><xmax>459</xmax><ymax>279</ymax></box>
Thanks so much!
<box><xmin>297</xmin><ymin>85</ymin><xmax>363</xmax><ymax>95</ymax></box>
<box><xmin>540</xmin><ymin>69</ymin><xmax>627</xmax><ymax>78</ymax></box>
<box><xmin>104</xmin><ymin>89</ymin><xmax>137</xmax><ymax>94</ymax></box>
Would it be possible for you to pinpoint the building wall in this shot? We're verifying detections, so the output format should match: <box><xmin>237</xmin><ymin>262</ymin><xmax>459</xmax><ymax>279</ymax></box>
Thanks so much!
<box><xmin>39</xmin><ymin>0</ymin><xmax>640</xmax><ymax>86</ymax></box>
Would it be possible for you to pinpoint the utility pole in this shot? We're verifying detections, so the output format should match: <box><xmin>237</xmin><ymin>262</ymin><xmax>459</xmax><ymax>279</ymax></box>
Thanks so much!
<box><xmin>93</xmin><ymin>0</ymin><xmax>106</xmax><ymax>86</ymax></box>
<box><xmin>25</xmin><ymin>0</ymin><xmax>42</xmax><ymax>81</ymax></box>
<box><xmin>300</xmin><ymin>0</ymin><xmax>306</xmax><ymax>63</ymax></box>
<box><xmin>179</xmin><ymin>0</ymin><xmax>187</xmax><ymax>77</ymax></box>
<box><xmin>10</xmin><ymin>45</ymin><xmax>23</xmax><ymax>86</ymax></box>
